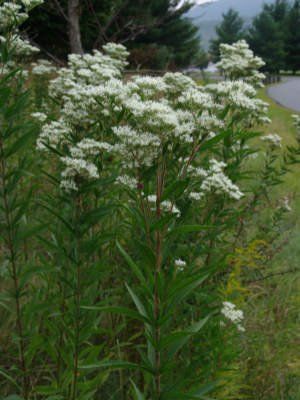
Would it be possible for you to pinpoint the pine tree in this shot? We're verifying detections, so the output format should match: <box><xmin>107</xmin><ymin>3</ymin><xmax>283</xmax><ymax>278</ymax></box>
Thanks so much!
<box><xmin>285</xmin><ymin>0</ymin><xmax>300</xmax><ymax>73</ymax></box>
<box><xmin>248</xmin><ymin>7</ymin><xmax>286</xmax><ymax>74</ymax></box>
<box><xmin>210</xmin><ymin>9</ymin><xmax>244</xmax><ymax>62</ymax></box>
<box><xmin>264</xmin><ymin>0</ymin><xmax>289</xmax><ymax>23</ymax></box>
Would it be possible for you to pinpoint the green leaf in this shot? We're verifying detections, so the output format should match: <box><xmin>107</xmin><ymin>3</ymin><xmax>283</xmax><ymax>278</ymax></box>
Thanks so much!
<box><xmin>0</xmin><ymin>368</ymin><xmax>20</xmax><ymax>389</ymax></box>
<box><xmin>39</xmin><ymin>202</ymin><xmax>74</xmax><ymax>234</ymax></box>
<box><xmin>15</xmin><ymin>223</ymin><xmax>45</xmax><ymax>245</ymax></box>
<box><xmin>80</xmin><ymin>360</ymin><xmax>140</xmax><ymax>371</ymax></box>
<box><xmin>117</xmin><ymin>241</ymin><xmax>147</xmax><ymax>287</ymax></box>
<box><xmin>81</xmin><ymin>305</ymin><xmax>151</xmax><ymax>324</ymax></box>
<box><xmin>187</xmin><ymin>315</ymin><xmax>210</xmax><ymax>334</ymax></box>
<box><xmin>161</xmin><ymin>179</ymin><xmax>189</xmax><ymax>201</ymax></box>
<box><xmin>131</xmin><ymin>381</ymin><xmax>146</xmax><ymax>400</ymax></box>
<box><xmin>35</xmin><ymin>386</ymin><xmax>59</xmax><ymax>395</ymax></box>
<box><xmin>199</xmin><ymin>129</ymin><xmax>232</xmax><ymax>153</ymax></box>
<box><xmin>170</xmin><ymin>225</ymin><xmax>211</xmax><ymax>236</ymax></box>
<box><xmin>5</xmin><ymin>130</ymin><xmax>33</xmax><ymax>158</ymax></box>
<box><xmin>167</xmin><ymin>274</ymin><xmax>208</xmax><ymax>306</ymax></box>
<box><xmin>126</xmin><ymin>283</ymin><xmax>151</xmax><ymax>323</ymax></box>
<box><xmin>187</xmin><ymin>381</ymin><xmax>217</xmax><ymax>398</ymax></box>
<box><xmin>150</xmin><ymin>214</ymin><xmax>174</xmax><ymax>232</ymax></box>
<box><xmin>161</xmin><ymin>315</ymin><xmax>210</xmax><ymax>358</ymax></box>
<box><xmin>2</xmin><ymin>396</ymin><xmax>24</xmax><ymax>400</ymax></box>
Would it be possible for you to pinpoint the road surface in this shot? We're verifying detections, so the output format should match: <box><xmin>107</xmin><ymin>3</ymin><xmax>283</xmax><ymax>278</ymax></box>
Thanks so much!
<box><xmin>267</xmin><ymin>77</ymin><xmax>300</xmax><ymax>112</ymax></box>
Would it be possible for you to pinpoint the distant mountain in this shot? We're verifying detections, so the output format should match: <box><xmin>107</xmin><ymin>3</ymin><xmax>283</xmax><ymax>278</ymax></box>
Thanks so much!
<box><xmin>186</xmin><ymin>0</ymin><xmax>276</xmax><ymax>49</ymax></box>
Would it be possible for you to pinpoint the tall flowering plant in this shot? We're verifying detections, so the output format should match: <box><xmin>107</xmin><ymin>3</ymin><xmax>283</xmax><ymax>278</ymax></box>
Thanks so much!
<box><xmin>35</xmin><ymin>38</ymin><xmax>281</xmax><ymax>398</ymax></box>
<box><xmin>31</xmin><ymin>43</ymin><xmax>131</xmax><ymax>399</ymax></box>
<box><xmin>0</xmin><ymin>1</ymin><xmax>43</xmax><ymax>398</ymax></box>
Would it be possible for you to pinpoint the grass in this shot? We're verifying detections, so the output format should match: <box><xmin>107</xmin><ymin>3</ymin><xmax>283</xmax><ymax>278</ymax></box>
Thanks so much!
<box><xmin>242</xmin><ymin>87</ymin><xmax>300</xmax><ymax>400</ymax></box>
<box><xmin>259</xmin><ymin>88</ymin><xmax>298</xmax><ymax>144</ymax></box>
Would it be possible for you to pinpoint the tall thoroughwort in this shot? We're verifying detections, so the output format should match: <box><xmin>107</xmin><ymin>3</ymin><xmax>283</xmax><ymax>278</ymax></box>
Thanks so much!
<box><xmin>35</xmin><ymin>40</ymin><xmax>294</xmax><ymax>399</ymax></box>
<box><xmin>0</xmin><ymin>0</ymin><xmax>43</xmax><ymax>398</ymax></box>
<box><xmin>34</xmin><ymin>43</ymin><xmax>130</xmax><ymax>398</ymax></box>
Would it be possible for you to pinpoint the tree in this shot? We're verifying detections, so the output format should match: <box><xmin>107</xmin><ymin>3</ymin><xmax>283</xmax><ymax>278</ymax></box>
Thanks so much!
<box><xmin>264</xmin><ymin>0</ymin><xmax>289</xmax><ymax>23</ymax></box>
<box><xmin>25</xmin><ymin>0</ymin><xmax>205</xmax><ymax>68</ymax></box>
<box><xmin>285</xmin><ymin>0</ymin><xmax>300</xmax><ymax>73</ymax></box>
<box><xmin>67</xmin><ymin>0</ymin><xmax>83</xmax><ymax>54</ymax></box>
<box><xmin>210</xmin><ymin>9</ymin><xmax>244</xmax><ymax>62</ymax></box>
<box><xmin>248</xmin><ymin>7</ymin><xmax>286</xmax><ymax>74</ymax></box>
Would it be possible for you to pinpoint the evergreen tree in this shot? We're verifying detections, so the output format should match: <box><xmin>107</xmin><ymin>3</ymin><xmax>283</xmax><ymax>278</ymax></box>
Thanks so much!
<box><xmin>210</xmin><ymin>9</ymin><xmax>244</xmax><ymax>62</ymax></box>
<box><xmin>248</xmin><ymin>7</ymin><xmax>286</xmax><ymax>74</ymax></box>
<box><xmin>285</xmin><ymin>0</ymin><xmax>300</xmax><ymax>73</ymax></box>
<box><xmin>25</xmin><ymin>0</ymin><xmax>204</xmax><ymax>69</ymax></box>
<box><xmin>264</xmin><ymin>0</ymin><xmax>289</xmax><ymax>23</ymax></box>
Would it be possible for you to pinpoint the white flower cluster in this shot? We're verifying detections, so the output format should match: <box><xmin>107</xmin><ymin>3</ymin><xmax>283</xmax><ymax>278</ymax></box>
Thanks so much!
<box><xmin>221</xmin><ymin>301</ymin><xmax>245</xmax><ymax>332</ymax></box>
<box><xmin>175</xmin><ymin>258</ymin><xmax>186</xmax><ymax>271</ymax></box>
<box><xmin>21</xmin><ymin>0</ymin><xmax>44</xmax><ymax>11</ymax></box>
<box><xmin>0</xmin><ymin>0</ymin><xmax>42</xmax><ymax>75</ymax></box>
<box><xmin>189</xmin><ymin>159</ymin><xmax>243</xmax><ymax>201</ymax></box>
<box><xmin>147</xmin><ymin>195</ymin><xmax>181</xmax><ymax>217</ymax></box>
<box><xmin>0</xmin><ymin>3</ymin><xmax>27</xmax><ymax>30</ymax></box>
<box><xmin>31</xmin><ymin>112</ymin><xmax>47</xmax><ymax>122</ymax></box>
<box><xmin>31</xmin><ymin>59</ymin><xmax>57</xmax><ymax>75</ymax></box>
<box><xmin>0</xmin><ymin>34</ymin><xmax>39</xmax><ymax>57</ymax></box>
<box><xmin>207</xmin><ymin>80</ymin><xmax>269</xmax><ymax>127</ymax></box>
<box><xmin>116</xmin><ymin>175</ymin><xmax>138</xmax><ymax>190</ymax></box>
<box><xmin>217</xmin><ymin>40</ymin><xmax>265</xmax><ymax>87</ymax></box>
<box><xmin>36</xmin><ymin>40</ymin><xmax>267</xmax><ymax>201</ymax></box>
<box><xmin>37</xmin><ymin>43</ymin><xmax>129</xmax><ymax>190</ymax></box>
<box><xmin>261</xmin><ymin>133</ymin><xmax>282</xmax><ymax>148</ymax></box>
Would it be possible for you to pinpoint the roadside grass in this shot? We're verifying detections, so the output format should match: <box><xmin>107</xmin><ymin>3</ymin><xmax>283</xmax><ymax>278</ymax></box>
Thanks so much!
<box><xmin>242</xmin><ymin>88</ymin><xmax>300</xmax><ymax>400</ymax></box>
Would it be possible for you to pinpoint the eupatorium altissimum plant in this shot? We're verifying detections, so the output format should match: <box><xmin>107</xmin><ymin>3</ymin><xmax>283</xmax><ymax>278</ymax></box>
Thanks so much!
<box><xmin>0</xmin><ymin>1</ymin><xmax>44</xmax><ymax>398</ymax></box>
<box><xmin>34</xmin><ymin>39</ymin><xmax>279</xmax><ymax>398</ymax></box>
<box><xmin>1</xmin><ymin>1</ymin><xmax>300</xmax><ymax>396</ymax></box>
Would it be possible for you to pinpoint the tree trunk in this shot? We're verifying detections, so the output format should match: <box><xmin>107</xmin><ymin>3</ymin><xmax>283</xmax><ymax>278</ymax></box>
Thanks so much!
<box><xmin>68</xmin><ymin>0</ymin><xmax>83</xmax><ymax>54</ymax></box>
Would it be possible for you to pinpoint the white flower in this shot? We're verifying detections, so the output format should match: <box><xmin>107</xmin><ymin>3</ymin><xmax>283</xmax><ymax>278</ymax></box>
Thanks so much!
<box><xmin>192</xmin><ymin>159</ymin><xmax>243</xmax><ymax>201</ymax></box>
<box><xmin>31</xmin><ymin>112</ymin><xmax>47</xmax><ymax>122</ymax></box>
<box><xmin>31</xmin><ymin>59</ymin><xmax>57</xmax><ymax>75</ymax></box>
<box><xmin>221</xmin><ymin>301</ymin><xmax>245</xmax><ymax>332</ymax></box>
<box><xmin>0</xmin><ymin>3</ymin><xmax>27</xmax><ymax>29</ymax></box>
<box><xmin>175</xmin><ymin>258</ymin><xmax>186</xmax><ymax>271</ymax></box>
<box><xmin>216</xmin><ymin>40</ymin><xmax>265</xmax><ymax>87</ymax></box>
<box><xmin>189</xmin><ymin>191</ymin><xmax>203</xmax><ymax>201</ymax></box>
<box><xmin>116</xmin><ymin>175</ymin><xmax>138</xmax><ymax>190</ymax></box>
<box><xmin>147</xmin><ymin>195</ymin><xmax>181</xmax><ymax>217</ymax></box>
<box><xmin>280</xmin><ymin>196</ymin><xmax>292</xmax><ymax>212</ymax></box>
<box><xmin>261</xmin><ymin>133</ymin><xmax>282</xmax><ymax>148</ymax></box>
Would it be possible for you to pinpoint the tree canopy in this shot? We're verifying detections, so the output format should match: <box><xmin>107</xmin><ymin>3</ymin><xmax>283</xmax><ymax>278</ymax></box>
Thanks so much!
<box><xmin>25</xmin><ymin>0</ymin><xmax>205</xmax><ymax>69</ymax></box>
<box><xmin>248</xmin><ymin>6</ymin><xmax>286</xmax><ymax>74</ymax></box>
<box><xmin>210</xmin><ymin>8</ymin><xmax>245</xmax><ymax>62</ymax></box>
<box><xmin>248</xmin><ymin>0</ymin><xmax>300</xmax><ymax>74</ymax></box>
<box><xmin>285</xmin><ymin>0</ymin><xmax>300</xmax><ymax>72</ymax></box>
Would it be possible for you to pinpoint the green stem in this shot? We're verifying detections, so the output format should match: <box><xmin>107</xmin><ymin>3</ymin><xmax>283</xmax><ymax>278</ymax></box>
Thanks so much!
<box><xmin>70</xmin><ymin>194</ymin><xmax>82</xmax><ymax>400</ymax></box>
<box><xmin>154</xmin><ymin>161</ymin><xmax>165</xmax><ymax>399</ymax></box>
<box><xmin>0</xmin><ymin>139</ymin><xmax>29</xmax><ymax>398</ymax></box>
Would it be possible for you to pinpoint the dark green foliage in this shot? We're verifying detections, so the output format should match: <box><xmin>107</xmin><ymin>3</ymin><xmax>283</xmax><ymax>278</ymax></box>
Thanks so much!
<box><xmin>0</xmin><ymin>59</ymin><xmax>38</xmax><ymax>400</ymax></box>
<box><xmin>210</xmin><ymin>9</ymin><xmax>245</xmax><ymax>62</ymax></box>
<box><xmin>248</xmin><ymin>6</ymin><xmax>287</xmax><ymax>73</ymax></box>
<box><xmin>25</xmin><ymin>0</ymin><xmax>204</xmax><ymax>69</ymax></box>
<box><xmin>247</xmin><ymin>0</ymin><xmax>300</xmax><ymax>73</ymax></box>
<box><xmin>285</xmin><ymin>0</ymin><xmax>300</xmax><ymax>73</ymax></box>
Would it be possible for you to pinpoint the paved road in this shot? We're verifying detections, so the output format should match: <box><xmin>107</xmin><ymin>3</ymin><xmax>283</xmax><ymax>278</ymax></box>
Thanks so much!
<box><xmin>267</xmin><ymin>77</ymin><xmax>300</xmax><ymax>112</ymax></box>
